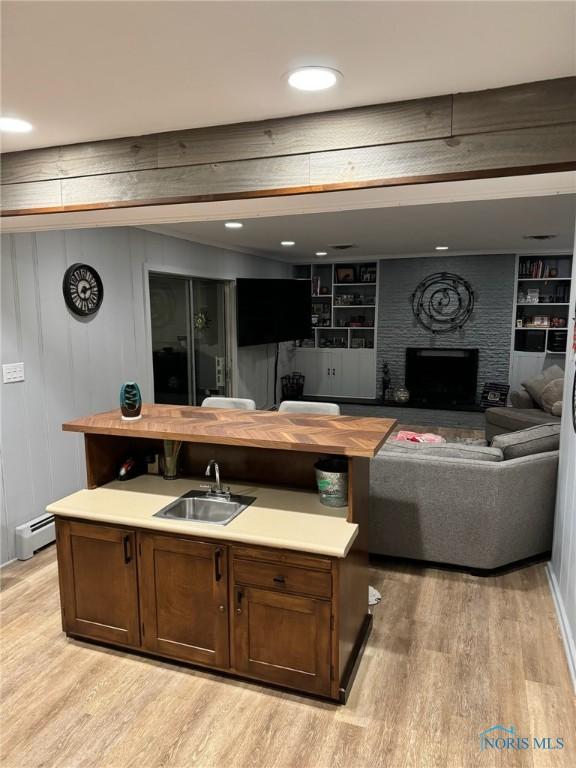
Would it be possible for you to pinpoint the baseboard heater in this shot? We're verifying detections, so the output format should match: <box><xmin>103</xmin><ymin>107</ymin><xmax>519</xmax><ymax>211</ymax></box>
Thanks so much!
<box><xmin>15</xmin><ymin>513</ymin><xmax>56</xmax><ymax>560</ymax></box>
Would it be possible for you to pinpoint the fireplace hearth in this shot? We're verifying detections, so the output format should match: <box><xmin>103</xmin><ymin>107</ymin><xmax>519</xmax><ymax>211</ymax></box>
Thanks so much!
<box><xmin>405</xmin><ymin>347</ymin><xmax>479</xmax><ymax>409</ymax></box>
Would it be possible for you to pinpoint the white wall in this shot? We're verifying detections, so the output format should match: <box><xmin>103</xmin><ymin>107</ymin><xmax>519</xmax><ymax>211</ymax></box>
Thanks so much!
<box><xmin>0</xmin><ymin>227</ymin><xmax>289</xmax><ymax>563</ymax></box>
<box><xmin>549</xmin><ymin>237</ymin><xmax>576</xmax><ymax>689</ymax></box>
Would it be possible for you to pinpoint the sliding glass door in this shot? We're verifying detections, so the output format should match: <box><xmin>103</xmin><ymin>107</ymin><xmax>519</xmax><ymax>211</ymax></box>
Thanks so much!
<box><xmin>149</xmin><ymin>274</ymin><xmax>230</xmax><ymax>405</ymax></box>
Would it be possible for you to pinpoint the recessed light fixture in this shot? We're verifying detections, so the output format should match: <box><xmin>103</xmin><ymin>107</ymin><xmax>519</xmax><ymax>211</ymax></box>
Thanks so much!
<box><xmin>0</xmin><ymin>116</ymin><xmax>33</xmax><ymax>133</ymax></box>
<box><xmin>287</xmin><ymin>67</ymin><xmax>341</xmax><ymax>92</ymax></box>
<box><xmin>281</xmin><ymin>240</ymin><xmax>295</xmax><ymax>247</ymax></box>
<box><xmin>435</xmin><ymin>246</ymin><xmax>449</xmax><ymax>251</ymax></box>
<box><xmin>523</xmin><ymin>234</ymin><xmax>558</xmax><ymax>241</ymax></box>
<box><xmin>224</xmin><ymin>221</ymin><xmax>243</xmax><ymax>229</ymax></box>
<box><xmin>315</xmin><ymin>251</ymin><xmax>328</xmax><ymax>257</ymax></box>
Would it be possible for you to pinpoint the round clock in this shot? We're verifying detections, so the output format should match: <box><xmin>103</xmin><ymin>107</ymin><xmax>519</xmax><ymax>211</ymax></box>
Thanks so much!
<box><xmin>62</xmin><ymin>263</ymin><xmax>103</xmax><ymax>316</ymax></box>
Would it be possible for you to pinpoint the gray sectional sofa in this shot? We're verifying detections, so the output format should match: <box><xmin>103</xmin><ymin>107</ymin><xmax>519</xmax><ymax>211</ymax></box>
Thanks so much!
<box><xmin>369</xmin><ymin>424</ymin><xmax>560</xmax><ymax>570</ymax></box>
<box><xmin>486</xmin><ymin>364</ymin><xmax>564</xmax><ymax>440</ymax></box>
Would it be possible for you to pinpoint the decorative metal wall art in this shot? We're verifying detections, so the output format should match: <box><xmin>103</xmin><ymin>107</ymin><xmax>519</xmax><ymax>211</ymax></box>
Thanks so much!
<box><xmin>411</xmin><ymin>272</ymin><xmax>475</xmax><ymax>334</ymax></box>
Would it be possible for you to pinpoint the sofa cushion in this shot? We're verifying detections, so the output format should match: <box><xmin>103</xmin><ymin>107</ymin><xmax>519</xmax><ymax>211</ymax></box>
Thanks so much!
<box><xmin>485</xmin><ymin>406</ymin><xmax>561</xmax><ymax>432</ymax></box>
<box><xmin>491</xmin><ymin>423</ymin><xmax>560</xmax><ymax>459</ymax></box>
<box><xmin>551</xmin><ymin>401</ymin><xmax>563</xmax><ymax>417</ymax></box>
<box><xmin>379</xmin><ymin>441</ymin><xmax>503</xmax><ymax>462</ymax></box>
<box><xmin>541</xmin><ymin>377</ymin><xmax>564</xmax><ymax>415</ymax></box>
<box><xmin>521</xmin><ymin>365</ymin><xmax>564</xmax><ymax>407</ymax></box>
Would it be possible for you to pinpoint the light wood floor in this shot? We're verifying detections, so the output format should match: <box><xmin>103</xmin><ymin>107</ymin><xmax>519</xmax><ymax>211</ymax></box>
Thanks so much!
<box><xmin>1</xmin><ymin>546</ymin><xmax>574</xmax><ymax>768</ymax></box>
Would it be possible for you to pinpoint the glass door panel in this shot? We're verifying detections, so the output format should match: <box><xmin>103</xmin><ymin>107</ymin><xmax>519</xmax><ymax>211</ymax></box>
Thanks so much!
<box><xmin>192</xmin><ymin>280</ymin><xmax>228</xmax><ymax>405</ymax></box>
<box><xmin>149</xmin><ymin>275</ymin><xmax>191</xmax><ymax>405</ymax></box>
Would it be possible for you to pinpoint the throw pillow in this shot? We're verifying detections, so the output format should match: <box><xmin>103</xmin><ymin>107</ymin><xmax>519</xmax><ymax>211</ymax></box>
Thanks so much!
<box><xmin>521</xmin><ymin>365</ymin><xmax>564</xmax><ymax>408</ymax></box>
<box><xmin>490</xmin><ymin>423</ymin><xmax>560</xmax><ymax>459</ymax></box>
<box><xmin>379</xmin><ymin>442</ymin><xmax>503</xmax><ymax>462</ymax></box>
<box><xmin>541</xmin><ymin>378</ymin><xmax>564</xmax><ymax>415</ymax></box>
<box><xmin>551</xmin><ymin>402</ymin><xmax>563</xmax><ymax>417</ymax></box>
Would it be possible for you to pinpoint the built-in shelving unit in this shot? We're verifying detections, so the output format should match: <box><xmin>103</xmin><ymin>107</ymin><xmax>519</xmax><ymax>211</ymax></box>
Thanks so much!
<box><xmin>291</xmin><ymin>261</ymin><xmax>379</xmax><ymax>400</ymax></box>
<box><xmin>509</xmin><ymin>253</ymin><xmax>572</xmax><ymax>393</ymax></box>
<box><xmin>293</xmin><ymin>261</ymin><xmax>378</xmax><ymax>350</ymax></box>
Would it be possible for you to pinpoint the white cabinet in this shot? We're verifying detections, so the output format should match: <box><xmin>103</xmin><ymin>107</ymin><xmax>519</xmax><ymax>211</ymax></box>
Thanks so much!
<box><xmin>293</xmin><ymin>349</ymin><xmax>376</xmax><ymax>399</ymax></box>
<box><xmin>509</xmin><ymin>352</ymin><xmax>546</xmax><ymax>394</ymax></box>
<box><xmin>335</xmin><ymin>350</ymin><xmax>376</xmax><ymax>399</ymax></box>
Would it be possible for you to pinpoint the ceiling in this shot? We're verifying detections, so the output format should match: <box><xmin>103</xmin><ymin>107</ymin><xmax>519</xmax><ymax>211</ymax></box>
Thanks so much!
<box><xmin>143</xmin><ymin>194</ymin><xmax>576</xmax><ymax>262</ymax></box>
<box><xmin>1</xmin><ymin>1</ymin><xmax>575</xmax><ymax>152</ymax></box>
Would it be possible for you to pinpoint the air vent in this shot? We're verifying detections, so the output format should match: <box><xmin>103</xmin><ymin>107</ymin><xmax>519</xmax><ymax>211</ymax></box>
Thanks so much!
<box><xmin>329</xmin><ymin>244</ymin><xmax>357</xmax><ymax>251</ymax></box>
<box><xmin>523</xmin><ymin>234</ymin><xmax>558</xmax><ymax>241</ymax></box>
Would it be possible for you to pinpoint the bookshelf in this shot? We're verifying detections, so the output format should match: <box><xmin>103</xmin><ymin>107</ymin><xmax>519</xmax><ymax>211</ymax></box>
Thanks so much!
<box><xmin>291</xmin><ymin>261</ymin><xmax>379</xmax><ymax>400</ymax></box>
<box><xmin>509</xmin><ymin>253</ymin><xmax>572</xmax><ymax>392</ymax></box>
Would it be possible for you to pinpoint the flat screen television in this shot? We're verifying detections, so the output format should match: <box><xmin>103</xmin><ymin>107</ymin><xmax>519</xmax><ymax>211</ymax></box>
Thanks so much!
<box><xmin>236</xmin><ymin>278</ymin><xmax>312</xmax><ymax>346</ymax></box>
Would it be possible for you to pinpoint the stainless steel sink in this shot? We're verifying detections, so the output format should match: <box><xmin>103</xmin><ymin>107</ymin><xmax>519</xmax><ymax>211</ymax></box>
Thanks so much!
<box><xmin>153</xmin><ymin>490</ymin><xmax>255</xmax><ymax>525</ymax></box>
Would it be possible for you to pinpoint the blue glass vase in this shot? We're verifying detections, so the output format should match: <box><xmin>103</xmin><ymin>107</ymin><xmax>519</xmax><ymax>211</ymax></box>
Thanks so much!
<box><xmin>120</xmin><ymin>381</ymin><xmax>142</xmax><ymax>420</ymax></box>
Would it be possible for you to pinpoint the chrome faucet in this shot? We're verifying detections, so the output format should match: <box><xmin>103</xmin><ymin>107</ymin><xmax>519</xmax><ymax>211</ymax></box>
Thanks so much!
<box><xmin>204</xmin><ymin>460</ymin><xmax>229</xmax><ymax>497</ymax></box>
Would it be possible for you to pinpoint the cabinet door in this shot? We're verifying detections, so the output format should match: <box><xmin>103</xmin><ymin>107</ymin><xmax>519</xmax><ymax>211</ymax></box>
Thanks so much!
<box><xmin>232</xmin><ymin>586</ymin><xmax>332</xmax><ymax>696</ymax></box>
<box><xmin>139</xmin><ymin>534</ymin><xmax>229</xmax><ymax>669</ymax></box>
<box><xmin>331</xmin><ymin>350</ymin><xmax>376</xmax><ymax>398</ymax></box>
<box><xmin>294</xmin><ymin>350</ymin><xmax>333</xmax><ymax>396</ymax></box>
<box><xmin>56</xmin><ymin>519</ymin><xmax>140</xmax><ymax>647</ymax></box>
<box><xmin>509</xmin><ymin>352</ymin><xmax>546</xmax><ymax>395</ymax></box>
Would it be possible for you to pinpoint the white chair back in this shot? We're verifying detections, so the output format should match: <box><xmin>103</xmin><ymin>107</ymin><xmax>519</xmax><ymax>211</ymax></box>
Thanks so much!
<box><xmin>278</xmin><ymin>401</ymin><xmax>340</xmax><ymax>416</ymax></box>
<box><xmin>201</xmin><ymin>396</ymin><xmax>256</xmax><ymax>410</ymax></box>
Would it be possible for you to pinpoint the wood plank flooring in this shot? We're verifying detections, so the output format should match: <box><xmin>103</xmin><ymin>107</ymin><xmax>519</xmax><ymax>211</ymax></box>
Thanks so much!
<box><xmin>1</xmin><ymin>546</ymin><xmax>574</xmax><ymax>768</ymax></box>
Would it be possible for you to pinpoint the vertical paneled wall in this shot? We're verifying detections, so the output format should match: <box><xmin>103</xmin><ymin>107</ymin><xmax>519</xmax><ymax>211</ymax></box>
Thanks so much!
<box><xmin>0</xmin><ymin>228</ymin><xmax>288</xmax><ymax>563</ymax></box>
<box><xmin>550</xmin><ymin>246</ymin><xmax>576</xmax><ymax>686</ymax></box>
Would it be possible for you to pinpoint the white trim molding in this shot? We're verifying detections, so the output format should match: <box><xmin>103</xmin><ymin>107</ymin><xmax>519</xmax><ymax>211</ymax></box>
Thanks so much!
<box><xmin>546</xmin><ymin>563</ymin><xmax>576</xmax><ymax>693</ymax></box>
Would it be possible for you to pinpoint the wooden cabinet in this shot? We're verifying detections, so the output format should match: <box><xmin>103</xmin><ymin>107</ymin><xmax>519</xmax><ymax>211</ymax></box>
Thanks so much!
<box><xmin>139</xmin><ymin>533</ymin><xmax>229</xmax><ymax>668</ymax></box>
<box><xmin>231</xmin><ymin>547</ymin><xmax>333</xmax><ymax>696</ymax></box>
<box><xmin>232</xmin><ymin>586</ymin><xmax>332</xmax><ymax>696</ymax></box>
<box><xmin>56</xmin><ymin>519</ymin><xmax>369</xmax><ymax>701</ymax></box>
<box><xmin>56</xmin><ymin>519</ymin><xmax>140</xmax><ymax>647</ymax></box>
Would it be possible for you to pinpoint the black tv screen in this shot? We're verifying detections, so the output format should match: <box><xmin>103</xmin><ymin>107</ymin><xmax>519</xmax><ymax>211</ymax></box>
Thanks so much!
<box><xmin>237</xmin><ymin>279</ymin><xmax>312</xmax><ymax>346</ymax></box>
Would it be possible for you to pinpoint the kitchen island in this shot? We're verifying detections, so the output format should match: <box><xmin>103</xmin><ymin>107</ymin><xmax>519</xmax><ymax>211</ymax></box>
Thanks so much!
<box><xmin>51</xmin><ymin>404</ymin><xmax>395</xmax><ymax>702</ymax></box>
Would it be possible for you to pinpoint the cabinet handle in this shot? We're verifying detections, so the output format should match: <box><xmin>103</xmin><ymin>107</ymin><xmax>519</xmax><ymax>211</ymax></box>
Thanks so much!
<box><xmin>273</xmin><ymin>575</ymin><xmax>286</xmax><ymax>585</ymax></box>
<box><xmin>123</xmin><ymin>535</ymin><xmax>132</xmax><ymax>564</ymax></box>
<box><xmin>236</xmin><ymin>588</ymin><xmax>244</xmax><ymax>614</ymax></box>
<box><xmin>327</xmin><ymin>367</ymin><xmax>331</xmax><ymax>376</ymax></box>
<box><xmin>214</xmin><ymin>548</ymin><xmax>223</xmax><ymax>582</ymax></box>
<box><xmin>332</xmin><ymin>368</ymin><xmax>336</xmax><ymax>375</ymax></box>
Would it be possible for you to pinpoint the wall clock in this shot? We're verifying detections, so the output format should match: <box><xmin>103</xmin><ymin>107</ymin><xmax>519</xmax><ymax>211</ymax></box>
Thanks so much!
<box><xmin>62</xmin><ymin>263</ymin><xmax>103</xmax><ymax>316</ymax></box>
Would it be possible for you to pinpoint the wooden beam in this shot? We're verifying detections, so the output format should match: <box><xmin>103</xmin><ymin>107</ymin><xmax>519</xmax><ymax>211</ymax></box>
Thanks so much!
<box><xmin>155</xmin><ymin>96</ymin><xmax>452</xmax><ymax>169</ymax></box>
<box><xmin>309</xmin><ymin>124</ymin><xmax>576</xmax><ymax>185</ymax></box>
<box><xmin>453</xmin><ymin>77</ymin><xmax>576</xmax><ymax>135</ymax></box>
<box><xmin>59</xmin><ymin>154</ymin><xmax>310</xmax><ymax>206</ymax></box>
<box><xmin>1</xmin><ymin>179</ymin><xmax>62</xmax><ymax>210</ymax></box>
<box><xmin>2</xmin><ymin>78</ymin><xmax>575</xmax><ymax>216</ymax></box>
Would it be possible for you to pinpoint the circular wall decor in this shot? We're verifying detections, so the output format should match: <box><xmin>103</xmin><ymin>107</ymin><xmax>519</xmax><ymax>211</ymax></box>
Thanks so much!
<box><xmin>411</xmin><ymin>272</ymin><xmax>475</xmax><ymax>334</ymax></box>
<box><xmin>62</xmin><ymin>263</ymin><xmax>103</xmax><ymax>316</ymax></box>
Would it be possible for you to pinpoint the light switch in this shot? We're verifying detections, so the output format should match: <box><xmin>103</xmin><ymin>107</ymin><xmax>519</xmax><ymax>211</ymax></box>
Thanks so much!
<box><xmin>2</xmin><ymin>362</ymin><xmax>25</xmax><ymax>383</ymax></box>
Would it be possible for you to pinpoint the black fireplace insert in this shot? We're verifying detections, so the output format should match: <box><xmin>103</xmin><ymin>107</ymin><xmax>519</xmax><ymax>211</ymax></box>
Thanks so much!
<box><xmin>405</xmin><ymin>347</ymin><xmax>479</xmax><ymax>408</ymax></box>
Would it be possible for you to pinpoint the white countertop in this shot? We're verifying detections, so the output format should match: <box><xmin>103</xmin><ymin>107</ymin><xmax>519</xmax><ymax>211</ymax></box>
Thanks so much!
<box><xmin>47</xmin><ymin>475</ymin><xmax>358</xmax><ymax>558</ymax></box>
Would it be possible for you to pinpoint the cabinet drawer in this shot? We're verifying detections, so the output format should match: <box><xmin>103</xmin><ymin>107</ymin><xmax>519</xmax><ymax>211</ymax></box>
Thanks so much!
<box><xmin>234</xmin><ymin>559</ymin><xmax>332</xmax><ymax>599</ymax></box>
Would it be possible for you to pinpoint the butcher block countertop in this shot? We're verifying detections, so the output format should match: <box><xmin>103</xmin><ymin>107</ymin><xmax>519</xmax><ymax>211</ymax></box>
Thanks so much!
<box><xmin>63</xmin><ymin>404</ymin><xmax>396</xmax><ymax>458</ymax></box>
<box><xmin>47</xmin><ymin>475</ymin><xmax>358</xmax><ymax>558</ymax></box>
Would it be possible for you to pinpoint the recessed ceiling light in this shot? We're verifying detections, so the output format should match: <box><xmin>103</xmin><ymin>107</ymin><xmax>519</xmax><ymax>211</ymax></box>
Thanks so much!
<box><xmin>523</xmin><ymin>234</ymin><xmax>558</xmax><ymax>241</ymax></box>
<box><xmin>435</xmin><ymin>246</ymin><xmax>449</xmax><ymax>251</ymax></box>
<box><xmin>288</xmin><ymin>67</ymin><xmax>341</xmax><ymax>92</ymax></box>
<box><xmin>315</xmin><ymin>251</ymin><xmax>328</xmax><ymax>257</ymax></box>
<box><xmin>0</xmin><ymin>116</ymin><xmax>33</xmax><ymax>133</ymax></box>
<box><xmin>224</xmin><ymin>221</ymin><xmax>243</xmax><ymax>229</ymax></box>
<box><xmin>281</xmin><ymin>240</ymin><xmax>295</xmax><ymax>247</ymax></box>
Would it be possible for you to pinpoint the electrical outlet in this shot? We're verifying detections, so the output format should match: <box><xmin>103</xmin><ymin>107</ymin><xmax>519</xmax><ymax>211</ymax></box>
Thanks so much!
<box><xmin>2</xmin><ymin>362</ymin><xmax>25</xmax><ymax>383</ymax></box>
